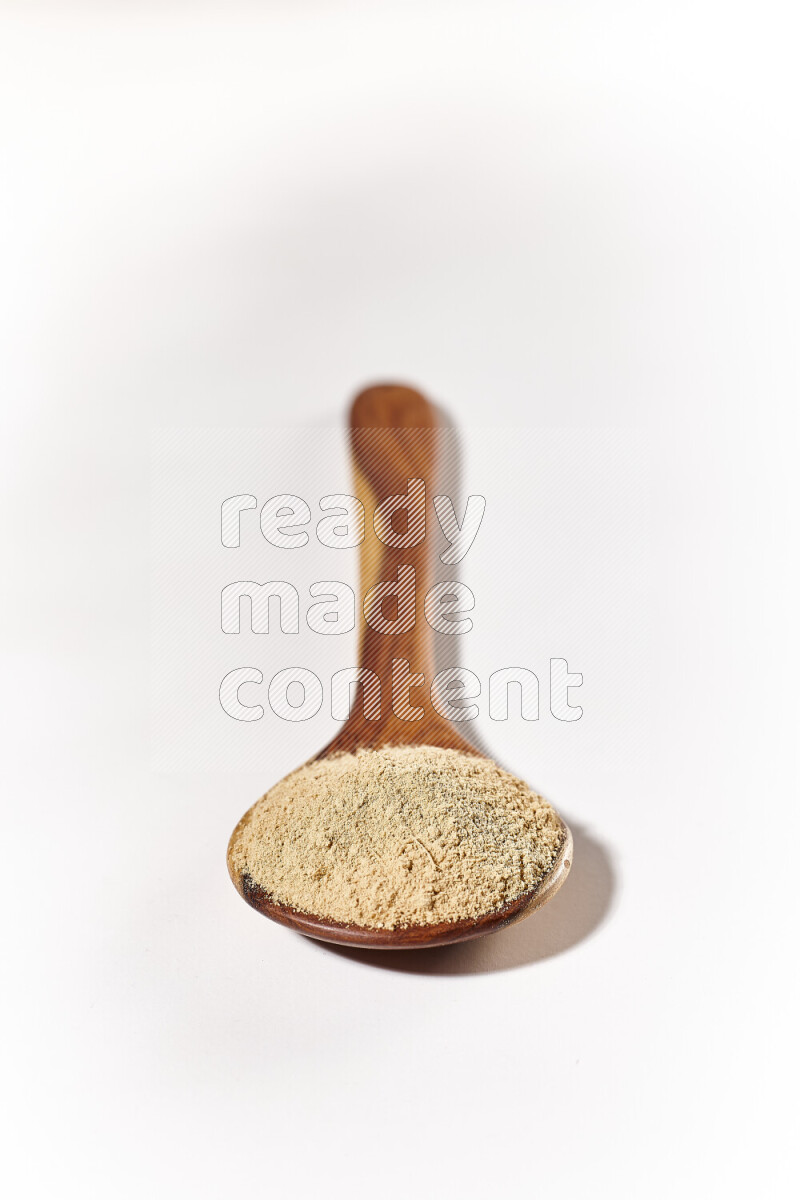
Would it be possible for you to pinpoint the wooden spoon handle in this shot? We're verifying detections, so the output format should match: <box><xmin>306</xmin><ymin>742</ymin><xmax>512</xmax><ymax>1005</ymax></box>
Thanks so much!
<box><xmin>320</xmin><ymin>384</ymin><xmax>475</xmax><ymax>756</ymax></box>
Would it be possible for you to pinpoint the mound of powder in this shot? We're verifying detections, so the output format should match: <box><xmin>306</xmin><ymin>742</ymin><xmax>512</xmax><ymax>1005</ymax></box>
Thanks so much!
<box><xmin>228</xmin><ymin>745</ymin><xmax>566</xmax><ymax>930</ymax></box>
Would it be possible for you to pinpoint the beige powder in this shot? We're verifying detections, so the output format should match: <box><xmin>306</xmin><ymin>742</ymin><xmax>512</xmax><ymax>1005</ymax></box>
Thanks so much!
<box><xmin>228</xmin><ymin>745</ymin><xmax>566</xmax><ymax>930</ymax></box>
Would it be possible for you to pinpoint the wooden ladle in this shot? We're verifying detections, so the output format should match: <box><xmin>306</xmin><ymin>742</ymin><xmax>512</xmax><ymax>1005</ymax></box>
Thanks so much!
<box><xmin>227</xmin><ymin>384</ymin><xmax>572</xmax><ymax>948</ymax></box>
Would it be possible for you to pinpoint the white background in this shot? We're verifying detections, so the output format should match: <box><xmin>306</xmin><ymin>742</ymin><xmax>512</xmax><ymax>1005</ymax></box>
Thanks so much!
<box><xmin>1</xmin><ymin>3</ymin><xmax>797</xmax><ymax>1198</ymax></box>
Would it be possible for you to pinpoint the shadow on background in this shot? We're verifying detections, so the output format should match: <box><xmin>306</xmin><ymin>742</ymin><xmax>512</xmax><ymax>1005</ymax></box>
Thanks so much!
<box><xmin>312</xmin><ymin>822</ymin><xmax>615</xmax><ymax>975</ymax></box>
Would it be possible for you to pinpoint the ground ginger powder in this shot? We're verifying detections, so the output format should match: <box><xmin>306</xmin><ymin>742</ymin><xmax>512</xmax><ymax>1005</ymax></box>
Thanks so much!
<box><xmin>228</xmin><ymin>745</ymin><xmax>566</xmax><ymax>930</ymax></box>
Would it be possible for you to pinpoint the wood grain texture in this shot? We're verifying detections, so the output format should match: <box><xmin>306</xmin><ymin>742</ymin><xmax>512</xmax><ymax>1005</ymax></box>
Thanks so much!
<box><xmin>319</xmin><ymin>383</ymin><xmax>478</xmax><ymax>757</ymax></box>
<box><xmin>227</xmin><ymin>383</ymin><xmax>573</xmax><ymax>948</ymax></box>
